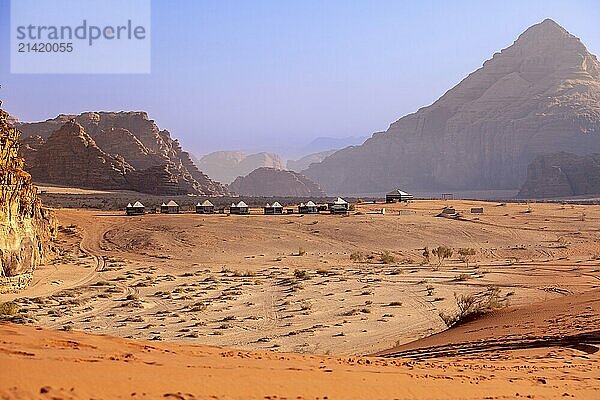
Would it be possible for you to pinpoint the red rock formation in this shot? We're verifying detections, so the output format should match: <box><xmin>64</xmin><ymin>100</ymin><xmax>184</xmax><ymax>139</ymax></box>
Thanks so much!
<box><xmin>229</xmin><ymin>167</ymin><xmax>326</xmax><ymax>197</ymax></box>
<box><xmin>0</xmin><ymin>107</ymin><xmax>55</xmax><ymax>285</ymax></box>
<box><xmin>16</xmin><ymin>112</ymin><xmax>227</xmax><ymax>195</ymax></box>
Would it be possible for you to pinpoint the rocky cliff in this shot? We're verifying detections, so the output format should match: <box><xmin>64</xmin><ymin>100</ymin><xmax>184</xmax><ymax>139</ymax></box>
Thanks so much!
<box><xmin>287</xmin><ymin>150</ymin><xmax>336</xmax><ymax>172</ymax></box>
<box><xmin>518</xmin><ymin>152</ymin><xmax>600</xmax><ymax>198</ymax></box>
<box><xmin>15</xmin><ymin>112</ymin><xmax>227</xmax><ymax>196</ymax></box>
<box><xmin>196</xmin><ymin>151</ymin><xmax>286</xmax><ymax>184</ymax></box>
<box><xmin>0</xmin><ymin>107</ymin><xmax>55</xmax><ymax>287</ymax></box>
<box><xmin>304</xmin><ymin>19</ymin><xmax>600</xmax><ymax>194</ymax></box>
<box><xmin>229</xmin><ymin>167</ymin><xmax>326</xmax><ymax>197</ymax></box>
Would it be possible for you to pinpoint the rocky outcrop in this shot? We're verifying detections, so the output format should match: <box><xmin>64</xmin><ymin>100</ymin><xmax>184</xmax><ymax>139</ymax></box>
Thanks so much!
<box><xmin>15</xmin><ymin>112</ymin><xmax>227</xmax><ymax>195</ymax></box>
<box><xmin>28</xmin><ymin>121</ymin><xmax>133</xmax><ymax>189</ymax></box>
<box><xmin>287</xmin><ymin>150</ymin><xmax>336</xmax><ymax>172</ymax></box>
<box><xmin>196</xmin><ymin>151</ymin><xmax>286</xmax><ymax>184</ymax></box>
<box><xmin>304</xmin><ymin>19</ymin><xmax>600</xmax><ymax>194</ymax></box>
<box><xmin>229</xmin><ymin>167</ymin><xmax>326</xmax><ymax>197</ymax></box>
<box><xmin>0</xmin><ymin>107</ymin><xmax>55</xmax><ymax>285</ymax></box>
<box><xmin>518</xmin><ymin>152</ymin><xmax>600</xmax><ymax>198</ymax></box>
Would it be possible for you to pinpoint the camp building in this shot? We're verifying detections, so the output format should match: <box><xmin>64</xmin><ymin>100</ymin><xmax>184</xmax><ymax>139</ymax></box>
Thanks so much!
<box><xmin>264</xmin><ymin>202</ymin><xmax>284</xmax><ymax>215</ymax></box>
<box><xmin>298</xmin><ymin>201</ymin><xmax>318</xmax><ymax>214</ymax></box>
<box><xmin>161</xmin><ymin>200</ymin><xmax>180</xmax><ymax>214</ymax></box>
<box><xmin>386</xmin><ymin>189</ymin><xmax>414</xmax><ymax>203</ymax></box>
<box><xmin>126</xmin><ymin>201</ymin><xmax>145</xmax><ymax>215</ymax></box>
<box><xmin>329</xmin><ymin>197</ymin><xmax>350</xmax><ymax>214</ymax></box>
<box><xmin>196</xmin><ymin>200</ymin><xmax>215</xmax><ymax>214</ymax></box>
<box><xmin>230</xmin><ymin>201</ymin><xmax>249</xmax><ymax>215</ymax></box>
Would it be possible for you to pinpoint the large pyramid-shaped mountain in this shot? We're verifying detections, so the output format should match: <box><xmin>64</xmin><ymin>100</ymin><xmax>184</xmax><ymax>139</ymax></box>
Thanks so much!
<box><xmin>304</xmin><ymin>19</ymin><xmax>600</xmax><ymax>194</ymax></box>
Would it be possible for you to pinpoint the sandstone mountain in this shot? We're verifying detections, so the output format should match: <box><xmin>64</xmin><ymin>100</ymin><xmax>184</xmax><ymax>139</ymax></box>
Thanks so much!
<box><xmin>229</xmin><ymin>167</ymin><xmax>326</xmax><ymax>197</ymax></box>
<box><xmin>196</xmin><ymin>151</ymin><xmax>286</xmax><ymax>184</ymax></box>
<box><xmin>0</xmin><ymin>107</ymin><xmax>55</xmax><ymax>288</ymax></box>
<box><xmin>518</xmin><ymin>152</ymin><xmax>600</xmax><ymax>198</ymax></box>
<box><xmin>304</xmin><ymin>19</ymin><xmax>600</xmax><ymax>194</ymax></box>
<box><xmin>15</xmin><ymin>112</ymin><xmax>227</xmax><ymax>196</ymax></box>
<box><xmin>287</xmin><ymin>150</ymin><xmax>336</xmax><ymax>172</ymax></box>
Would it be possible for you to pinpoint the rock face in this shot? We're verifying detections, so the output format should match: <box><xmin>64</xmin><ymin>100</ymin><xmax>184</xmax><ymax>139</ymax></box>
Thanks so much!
<box><xmin>15</xmin><ymin>112</ymin><xmax>227</xmax><ymax>195</ymax></box>
<box><xmin>0</xmin><ymin>107</ymin><xmax>55</xmax><ymax>285</ymax></box>
<box><xmin>287</xmin><ymin>150</ymin><xmax>336</xmax><ymax>172</ymax></box>
<box><xmin>196</xmin><ymin>151</ymin><xmax>286</xmax><ymax>184</ymax></box>
<box><xmin>304</xmin><ymin>19</ymin><xmax>600</xmax><ymax>194</ymax></box>
<box><xmin>229</xmin><ymin>167</ymin><xmax>326</xmax><ymax>197</ymax></box>
<box><xmin>518</xmin><ymin>152</ymin><xmax>600</xmax><ymax>198</ymax></box>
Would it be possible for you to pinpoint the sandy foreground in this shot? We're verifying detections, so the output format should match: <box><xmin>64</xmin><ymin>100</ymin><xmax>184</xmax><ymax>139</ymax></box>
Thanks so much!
<box><xmin>1</xmin><ymin>200</ymin><xmax>599</xmax><ymax>398</ymax></box>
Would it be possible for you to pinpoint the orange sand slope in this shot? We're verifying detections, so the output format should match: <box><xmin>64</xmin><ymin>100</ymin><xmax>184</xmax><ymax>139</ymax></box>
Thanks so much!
<box><xmin>376</xmin><ymin>288</ymin><xmax>600</xmax><ymax>358</ymax></box>
<box><xmin>1</xmin><ymin>287</ymin><xmax>599</xmax><ymax>400</ymax></box>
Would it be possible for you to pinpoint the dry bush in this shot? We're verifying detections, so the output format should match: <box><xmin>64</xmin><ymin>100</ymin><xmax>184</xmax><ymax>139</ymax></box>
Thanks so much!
<box><xmin>439</xmin><ymin>287</ymin><xmax>505</xmax><ymax>328</ymax></box>
<box><xmin>453</xmin><ymin>273</ymin><xmax>470</xmax><ymax>282</ymax></box>
<box><xmin>421</xmin><ymin>247</ymin><xmax>430</xmax><ymax>265</ymax></box>
<box><xmin>432</xmin><ymin>246</ymin><xmax>453</xmax><ymax>266</ymax></box>
<box><xmin>380</xmin><ymin>251</ymin><xmax>396</xmax><ymax>264</ymax></box>
<box><xmin>293</xmin><ymin>269</ymin><xmax>310</xmax><ymax>280</ymax></box>
<box><xmin>0</xmin><ymin>302</ymin><xmax>19</xmax><ymax>317</ymax></box>
<box><xmin>457</xmin><ymin>248</ymin><xmax>476</xmax><ymax>267</ymax></box>
<box><xmin>350</xmin><ymin>251</ymin><xmax>365</xmax><ymax>262</ymax></box>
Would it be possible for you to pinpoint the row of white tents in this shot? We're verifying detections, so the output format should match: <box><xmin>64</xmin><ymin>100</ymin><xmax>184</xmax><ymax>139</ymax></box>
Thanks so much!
<box><xmin>126</xmin><ymin>197</ymin><xmax>352</xmax><ymax>216</ymax></box>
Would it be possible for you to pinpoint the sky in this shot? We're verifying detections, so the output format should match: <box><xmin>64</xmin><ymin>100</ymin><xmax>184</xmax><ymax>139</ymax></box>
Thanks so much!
<box><xmin>1</xmin><ymin>0</ymin><xmax>599</xmax><ymax>158</ymax></box>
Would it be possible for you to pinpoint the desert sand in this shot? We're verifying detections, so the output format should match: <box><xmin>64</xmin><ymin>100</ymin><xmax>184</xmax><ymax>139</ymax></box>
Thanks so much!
<box><xmin>1</xmin><ymin>200</ymin><xmax>599</xmax><ymax>398</ymax></box>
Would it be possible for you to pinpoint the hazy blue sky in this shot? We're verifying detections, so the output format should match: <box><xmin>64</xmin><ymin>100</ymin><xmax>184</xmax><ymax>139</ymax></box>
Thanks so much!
<box><xmin>1</xmin><ymin>0</ymin><xmax>599</xmax><ymax>157</ymax></box>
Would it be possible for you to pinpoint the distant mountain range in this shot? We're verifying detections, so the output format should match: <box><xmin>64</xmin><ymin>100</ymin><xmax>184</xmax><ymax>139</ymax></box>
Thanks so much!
<box><xmin>194</xmin><ymin>151</ymin><xmax>286</xmax><ymax>184</ymax></box>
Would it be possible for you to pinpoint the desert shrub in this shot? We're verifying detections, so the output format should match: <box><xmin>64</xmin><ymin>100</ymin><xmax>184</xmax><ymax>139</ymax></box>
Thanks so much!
<box><xmin>453</xmin><ymin>273</ymin><xmax>470</xmax><ymax>282</ymax></box>
<box><xmin>457</xmin><ymin>248</ymin><xmax>476</xmax><ymax>267</ymax></box>
<box><xmin>432</xmin><ymin>246</ymin><xmax>453</xmax><ymax>266</ymax></box>
<box><xmin>422</xmin><ymin>247</ymin><xmax>430</xmax><ymax>264</ymax></box>
<box><xmin>300</xmin><ymin>300</ymin><xmax>312</xmax><ymax>311</ymax></box>
<box><xmin>380</xmin><ymin>251</ymin><xmax>396</xmax><ymax>264</ymax></box>
<box><xmin>439</xmin><ymin>287</ymin><xmax>505</xmax><ymax>328</ymax></box>
<box><xmin>386</xmin><ymin>301</ymin><xmax>402</xmax><ymax>307</ymax></box>
<box><xmin>0</xmin><ymin>302</ymin><xmax>19</xmax><ymax>317</ymax></box>
<box><xmin>426</xmin><ymin>285</ymin><xmax>435</xmax><ymax>296</ymax></box>
<box><xmin>297</xmin><ymin>247</ymin><xmax>306</xmax><ymax>256</ymax></box>
<box><xmin>350</xmin><ymin>251</ymin><xmax>365</xmax><ymax>262</ymax></box>
<box><xmin>293</xmin><ymin>269</ymin><xmax>309</xmax><ymax>280</ymax></box>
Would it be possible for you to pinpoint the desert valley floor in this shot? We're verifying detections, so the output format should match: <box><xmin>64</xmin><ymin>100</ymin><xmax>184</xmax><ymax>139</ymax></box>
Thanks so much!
<box><xmin>1</xmin><ymin>200</ymin><xmax>599</xmax><ymax>399</ymax></box>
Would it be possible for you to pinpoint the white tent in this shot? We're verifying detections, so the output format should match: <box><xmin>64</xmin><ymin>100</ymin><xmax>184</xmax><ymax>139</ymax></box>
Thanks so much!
<box><xmin>271</xmin><ymin>202</ymin><xmax>282</xmax><ymax>208</ymax></box>
<box><xmin>133</xmin><ymin>201</ymin><xmax>145</xmax><ymax>208</ymax></box>
<box><xmin>236</xmin><ymin>201</ymin><xmax>248</xmax><ymax>208</ymax></box>
<box><xmin>166</xmin><ymin>200</ymin><xmax>179</xmax><ymax>207</ymax></box>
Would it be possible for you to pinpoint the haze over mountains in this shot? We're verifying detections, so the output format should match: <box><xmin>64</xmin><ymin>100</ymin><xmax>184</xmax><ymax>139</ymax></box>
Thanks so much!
<box><xmin>304</xmin><ymin>19</ymin><xmax>600</xmax><ymax>195</ymax></box>
<box><xmin>7</xmin><ymin>19</ymin><xmax>600</xmax><ymax>199</ymax></box>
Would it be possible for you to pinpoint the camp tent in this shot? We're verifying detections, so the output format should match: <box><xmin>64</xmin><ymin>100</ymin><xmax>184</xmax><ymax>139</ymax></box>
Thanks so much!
<box><xmin>126</xmin><ymin>201</ymin><xmax>145</xmax><ymax>215</ymax></box>
<box><xmin>196</xmin><ymin>200</ymin><xmax>215</xmax><ymax>214</ymax></box>
<box><xmin>230</xmin><ymin>201</ymin><xmax>249</xmax><ymax>215</ymax></box>
<box><xmin>161</xmin><ymin>200</ymin><xmax>180</xmax><ymax>214</ymax></box>
<box><xmin>298</xmin><ymin>200</ymin><xmax>318</xmax><ymax>214</ymax></box>
<box><xmin>329</xmin><ymin>197</ymin><xmax>350</xmax><ymax>214</ymax></box>
<box><xmin>264</xmin><ymin>201</ymin><xmax>284</xmax><ymax>215</ymax></box>
<box><xmin>386</xmin><ymin>189</ymin><xmax>414</xmax><ymax>203</ymax></box>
